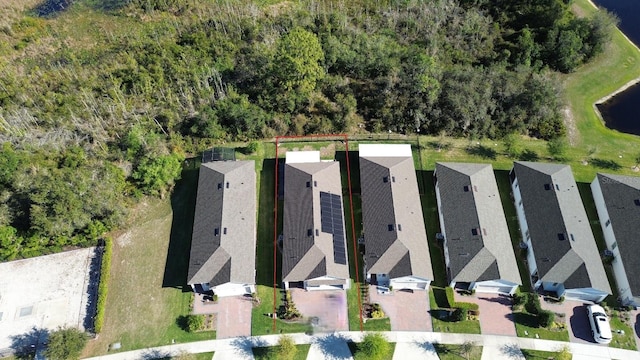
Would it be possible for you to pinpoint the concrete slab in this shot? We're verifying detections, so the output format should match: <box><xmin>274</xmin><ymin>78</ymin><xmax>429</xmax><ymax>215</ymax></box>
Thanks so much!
<box><xmin>308</xmin><ymin>333</ymin><xmax>353</xmax><ymax>360</ymax></box>
<box><xmin>392</xmin><ymin>341</ymin><xmax>439</xmax><ymax>359</ymax></box>
<box><xmin>290</xmin><ymin>289</ymin><xmax>348</xmax><ymax>332</ymax></box>
<box><xmin>213</xmin><ymin>297</ymin><xmax>253</xmax><ymax>339</ymax></box>
<box><xmin>369</xmin><ymin>287</ymin><xmax>431</xmax><ymax>331</ymax></box>
<box><xmin>454</xmin><ymin>292</ymin><xmax>516</xmax><ymax>337</ymax></box>
<box><xmin>0</xmin><ymin>248</ymin><xmax>97</xmax><ymax>350</ymax></box>
<box><xmin>481</xmin><ymin>337</ymin><xmax>525</xmax><ymax>360</ymax></box>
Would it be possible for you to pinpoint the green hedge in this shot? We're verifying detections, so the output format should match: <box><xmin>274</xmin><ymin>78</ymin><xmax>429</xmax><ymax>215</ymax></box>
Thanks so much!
<box><xmin>94</xmin><ymin>237</ymin><xmax>112</xmax><ymax>333</ymax></box>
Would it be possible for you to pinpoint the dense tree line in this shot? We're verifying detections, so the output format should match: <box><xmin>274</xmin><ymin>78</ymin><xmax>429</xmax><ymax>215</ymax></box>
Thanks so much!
<box><xmin>0</xmin><ymin>0</ymin><xmax>617</xmax><ymax>259</ymax></box>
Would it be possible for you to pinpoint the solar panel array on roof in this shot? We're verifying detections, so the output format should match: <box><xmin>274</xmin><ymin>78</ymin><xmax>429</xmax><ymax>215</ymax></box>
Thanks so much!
<box><xmin>320</xmin><ymin>191</ymin><xmax>347</xmax><ymax>265</ymax></box>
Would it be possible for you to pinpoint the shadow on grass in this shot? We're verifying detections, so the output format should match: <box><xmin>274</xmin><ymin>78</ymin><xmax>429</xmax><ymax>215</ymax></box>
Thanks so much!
<box><xmin>162</xmin><ymin>158</ymin><xmax>199</xmax><ymax>290</ymax></box>
<box><xmin>314</xmin><ymin>333</ymin><xmax>353</xmax><ymax>359</ymax></box>
<box><xmin>518</xmin><ymin>149</ymin><xmax>540</xmax><ymax>162</ymax></box>
<box><xmin>426</xmin><ymin>141</ymin><xmax>452</xmax><ymax>152</ymax></box>
<box><xmin>465</xmin><ymin>144</ymin><xmax>497</xmax><ymax>160</ymax></box>
<box><xmin>232</xmin><ymin>336</ymin><xmax>269</xmax><ymax>358</ymax></box>
<box><xmin>256</xmin><ymin>158</ymin><xmax>276</xmax><ymax>286</ymax></box>
<box><xmin>590</xmin><ymin>158</ymin><xmax>622</xmax><ymax>170</ymax></box>
<box><xmin>514</xmin><ymin>312</ymin><xmax>539</xmax><ymax>327</ymax></box>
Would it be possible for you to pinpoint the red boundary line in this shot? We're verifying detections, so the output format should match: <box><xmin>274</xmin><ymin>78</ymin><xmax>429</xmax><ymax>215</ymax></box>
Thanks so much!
<box><xmin>272</xmin><ymin>134</ymin><xmax>363</xmax><ymax>332</ymax></box>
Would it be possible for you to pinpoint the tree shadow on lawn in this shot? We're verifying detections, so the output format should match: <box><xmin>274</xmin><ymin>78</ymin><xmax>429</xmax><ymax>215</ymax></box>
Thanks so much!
<box><xmin>314</xmin><ymin>333</ymin><xmax>352</xmax><ymax>359</ymax></box>
<box><xmin>590</xmin><ymin>158</ymin><xmax>622</xmax><ymax>170</ymax></box>
<box><xmin>162</xmin><ymin>157</ymin><xmax>199</xmax><ymax>291</ymax></box>
<box><xmin>465</xmin><ymin>144</ymin><xmax>497</xmax><ymax>160</ymax></box>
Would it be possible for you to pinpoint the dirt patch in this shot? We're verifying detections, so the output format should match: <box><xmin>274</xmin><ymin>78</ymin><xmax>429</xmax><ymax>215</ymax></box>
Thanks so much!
<box><xmin>116</xmin><ymin>231</ymin><xmax>132</xmax><ymax>247</ymax></box>
<box><xmin>562</xmin><ymin>106</ymin><xmax>579</xmax><ymax>146</ymax></box>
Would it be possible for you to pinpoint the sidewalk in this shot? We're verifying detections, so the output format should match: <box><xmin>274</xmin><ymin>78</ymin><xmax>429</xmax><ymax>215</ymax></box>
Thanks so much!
<box><xmin>84</xmin><ymin>331</ymin><xmax>640</xmax><ymax>360</ymax></box>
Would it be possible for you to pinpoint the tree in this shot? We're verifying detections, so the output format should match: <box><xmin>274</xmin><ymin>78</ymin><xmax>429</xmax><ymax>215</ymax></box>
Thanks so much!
<box><xmin>547</xmin><ymin>137</ymin><xmax>568</xmax><ymax>161</ymax></box>
<box><xmin>459</xmin><ymin>341</ymin><xmax>476</xmax><ymax>360</ymax></box>
<box><xmin>503</xmin><ymin>133</ymin><xmax>522</xmax><ymax>158</ymax></box>
<box><xmin>272</xmin><ymin>27</ymin><xmax>325</xmax><ymax>99</ymax></box>
<box><xmin>269</xmin><ymin>335</ymin><xmax>297</xmax><ymax>360</ymax></box>
<box><xmin>45</xmin><ymin>327</ymin><xmax>88</xmax><ymax>360</ymax></box>
<box><xmin>132</xmin><ymin>153</ymin><xmax>184</xmax><ymax>196</ymax></box>
<box><xmin>355</xmin><ymin>333</ymin><xmax>391</xmax><ymax>360</ymax></box>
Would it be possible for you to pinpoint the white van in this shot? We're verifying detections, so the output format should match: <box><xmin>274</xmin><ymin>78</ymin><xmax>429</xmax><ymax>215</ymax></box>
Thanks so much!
<box><xmin>587</xmin><ymin>304</ymin><xmax>612</xmax><ymax>344</ymax></box>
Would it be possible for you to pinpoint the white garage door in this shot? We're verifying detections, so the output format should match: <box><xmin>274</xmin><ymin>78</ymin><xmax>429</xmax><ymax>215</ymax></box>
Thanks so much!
<box><xmin>474</xmin><ymin>284</ymin><xmax>515</xmax><ymax>295</ymax></box>
<box><xmin>391</xmin><ymin>281</ymin><xmax>428</xmax><ymax>290</ymax></box>
<box><xmin>563</xmin><ymin>290</ymin><xmax>605</xmax><ymax>303</ymax></box>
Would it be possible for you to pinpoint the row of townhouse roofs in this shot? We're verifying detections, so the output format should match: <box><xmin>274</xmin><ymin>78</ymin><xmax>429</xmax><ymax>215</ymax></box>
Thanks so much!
<box><xmin>185</xmin><ymin>144</ymin><xmax>640</xmax><ymax>306</ymax></box>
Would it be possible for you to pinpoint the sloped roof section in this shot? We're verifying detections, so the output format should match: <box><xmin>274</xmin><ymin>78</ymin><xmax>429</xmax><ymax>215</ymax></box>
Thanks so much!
<box><xmin>187</xmin><ymin>160</ymin><xmax>256</xmax><ymax>287</ymax></box>
<box><xmin>359</xmin><ymin>144</ymin><xmax>433</xmax><ymax>280</ymax></box>
<box><xmin>282</xmin><ymin>154</ymin><xmax>350</xmax><ymax>283</ymax></box>
<box><xmin>595</xmin><ymin>173</ymin><xmax>640</xmax><ymax>295</ymax></box>
<box><xmin>513</xmin><ymin>161</ymin><xmax>610</xmax><ymax>293</ymax></box>
<box><xmin>435</xmin><ymin>163</ymin><xmax>520</xmax><ymax>285</ymax></box>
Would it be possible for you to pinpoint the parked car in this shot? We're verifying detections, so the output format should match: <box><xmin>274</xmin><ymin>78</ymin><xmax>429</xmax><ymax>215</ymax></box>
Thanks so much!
<box><xmin>587</xmin><ymin>304</ymin><xmax>612</xmax><ymax>344</ymax></box>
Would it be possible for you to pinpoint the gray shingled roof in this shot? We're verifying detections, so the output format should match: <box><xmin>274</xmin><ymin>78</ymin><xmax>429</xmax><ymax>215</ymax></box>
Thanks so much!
<box><xmin>360</xmin><ymin>148</ymin><xmax>434</xmax><ymax>281</ymax></box>
<box><xmin>282</xmin><ymin>160</ymin><xmax>350</xmax><ymax>283</ymax></box>
<box><xmin>512</xmin><ymin>161</ymin><xmax>610</xmax><ymax>293</ymax></box>
<box><xmin>435</xmin><ymin>163</ymin><xmax>521</xmax><ymax>285</ymax></box>
<box><xmin>187</xmin><ymin>160</ymin><xmax>256</xmax><ymax>287</ymax></box>
<box><xmin>594</xmin><ymin>173</ymin><xmax>640</xmax><ymax>295</ymax></box>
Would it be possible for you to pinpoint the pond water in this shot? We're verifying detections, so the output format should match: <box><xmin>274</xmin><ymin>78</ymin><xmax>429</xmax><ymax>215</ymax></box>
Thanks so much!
<box><xmin>593</xmin><ymin>0</ymin><xmax>640</xmax><ymax>136</ymax></box>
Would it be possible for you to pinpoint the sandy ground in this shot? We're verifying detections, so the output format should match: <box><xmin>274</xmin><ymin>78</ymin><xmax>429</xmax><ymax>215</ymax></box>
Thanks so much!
<box><xmin>0</xmin><ymin>247</ymin><xmax>96</xmax><ymax>350</ymax></box>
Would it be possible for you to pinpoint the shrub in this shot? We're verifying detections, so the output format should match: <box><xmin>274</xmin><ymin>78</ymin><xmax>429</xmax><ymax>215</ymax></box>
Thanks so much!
<box><xmin>186</xmin><ymin>314</ymin><xmax>205</xmax><ymax>332</ymax></box>
<box><xmin>371</xmin><ymin>303</ymin><xmax>385</xmax><ymax>319</ymax></box>
<box><xmin>356</xmin><ymin>333</ymin><xmax>391</xmax><ymax>360</ymax></box>
<box><xmin>512</xmin><ymin>292</ymin><xmax>527</xmax><ymax>307</ymax></box>
<box><xmin>538</xmin><ymin>310</ymin><xmax>555</xmax><ymax>328</ymax></box>
<box><xmin>94</xmin><ymin>237</ymin><xmax>112</xmax><ymax>333</ymax></box>
<box><xmin>525</xmin><ymin>293</ymin><xmax>542</xmax><ymax>315</ymax></box>
<box><xmin>451</xmin><ymin>308</ymin><xmax>467</xmax><ymax>322</ymax></box>
<box><xmin>268</xmin><ymin>335</ymin><xmax>297</xmax><ymax>360</ymax></box>
<box><xmin>445</xmin><ymin>286</ymin><xmax>456</xmax><ymax>308</ymax></box>
<box><xmin>45</xmin><ymin>327</ymin><xmax>88</xmax><ymax>360</ymax></box>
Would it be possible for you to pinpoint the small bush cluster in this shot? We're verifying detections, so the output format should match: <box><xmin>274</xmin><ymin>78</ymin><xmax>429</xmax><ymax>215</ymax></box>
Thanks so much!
<box><xmin>519</xmin><ymin>292</ymin><xmax>555</xmax><ymax>328</ymax></box>
<box><xmin>186</xmin><ymin>314</ymin><xmax>205</xmax><ymax>332</ymax></box>
<box><xmin>94</xmin><ymin>237</ymin><xmax>112</xmax><ymax>333</ymax></box>
<box><xmin>279</xmin><ymin>291</ymin><xmax>301</xmax><ymax>320</ymax></box>
<box><xmin>371</xmin><ymin>303</ymin><xmax>385</xmax><ymax>319</ymax></box>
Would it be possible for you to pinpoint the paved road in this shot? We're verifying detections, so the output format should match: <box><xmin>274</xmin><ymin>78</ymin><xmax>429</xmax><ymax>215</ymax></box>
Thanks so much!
<box><xmin>83</xmin><ymin>331</ymin><xmax>640</xmax><ymax>360</ymax></box>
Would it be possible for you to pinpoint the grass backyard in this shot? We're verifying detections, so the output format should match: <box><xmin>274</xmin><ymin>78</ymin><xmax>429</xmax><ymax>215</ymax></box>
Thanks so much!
<box><xmin>83</xmin><ymin>160</ymin><xmax>216</xmax><ymax>356</ymax></box>
<box><xmin>608</xmin><ymin>311</ymin><xmax>637</xmax><ymax>350</ymax></box>
<box><xmin>521</xmin><ymin>349</ymin><xmax>565</xmax><ymax>360</ymax></box>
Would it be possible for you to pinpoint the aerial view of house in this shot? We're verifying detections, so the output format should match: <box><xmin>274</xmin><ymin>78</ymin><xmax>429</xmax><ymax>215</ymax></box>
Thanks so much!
<box><xmin>591</xmin><ymin>173</ymin><xmax>640</xmax><ymax>306</ymax></box>
<box><xmin>359</xmin><ymin>144</ymin><xmax>434</xmax><ymax>291</ymax></box>
<box><xmin>281</xmin><ymin>151</ymin><xmax>350</xmax><ymax>290</ymax></box>
<box><xmin>187</xmin><ymin>159</ymin><xmax>257</xmax><ymax>297</ymax></box>
<box><xmin>510</xmin><ymin>161</ymin><xmax>610</xmax><ymax>302</ymax></box>
<box><xmin>434</xmin><ymin>162</ymin><xmax>521</xmax><ymax>295</ymax></box>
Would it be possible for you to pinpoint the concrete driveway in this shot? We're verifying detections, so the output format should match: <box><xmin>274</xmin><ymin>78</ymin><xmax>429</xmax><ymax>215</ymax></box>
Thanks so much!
<box><xmin>454</xmin><ymin>292</ymin><xmax>517</xmax><ymax>337</ymax></box>
<box><xmin>369</xmin><ymin>287</ymin><xmax>432</xmax><ymax>331</ymax></box>
<box><xmin>193</xmin><ymin>295</ymin><xmax>253</xmax><ymax>339</ymax></box>
<box><xmin>540</xmin><ymin>298</ymin><xmax>598</xmax><ymax>345</ymax></box>
<box><xmin>290</xmin><ymin>289</ymin><xmax>348</xmax><ymax>332</ymax></box>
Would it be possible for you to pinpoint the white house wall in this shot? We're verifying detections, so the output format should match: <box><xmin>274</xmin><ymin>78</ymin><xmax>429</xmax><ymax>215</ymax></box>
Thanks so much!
<box><xmin>390</xmin><ymin>276</ymin><xmax>431</xmax><ymax>290</ymax></box>
<box><xmin>212</xmin><ymin>282</ymin><xmax>255</xmax><ymax>297</ymax></box>
<box><xmin>591</xmin><ymin>179</ymin><xmax>634</xmax><ymax>305</ymax></box>
<box><xmin>434</xmin><ymin>181</ymin><xmax>450</xmax><ymax>268</ymax></box>
<box><xmin>511</xmin><ymin>177</ymin><xmax>537</xmax><ymax>278</ymax></box>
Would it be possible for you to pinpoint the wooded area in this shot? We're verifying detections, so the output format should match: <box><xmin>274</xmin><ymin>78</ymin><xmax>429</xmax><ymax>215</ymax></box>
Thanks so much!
<box><xmin>0</xmin><ymin>0</ymin><xmax>617</xmax><ymax>260</ymax></box>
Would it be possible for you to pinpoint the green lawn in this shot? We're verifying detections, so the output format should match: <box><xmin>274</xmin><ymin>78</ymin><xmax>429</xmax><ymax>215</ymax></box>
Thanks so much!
<box><xmin>521</xmin><ymin>349</ymin><xmax>565</xmax><ymax>360</ymax></box>
<box><xmin>433</xmin><ymin>343</ymin><xmax>483</xmax><ymax>360</ymax></box>
<box><xmin>192</xmin><ymin>352</ymin><xmax>215</xmax><ymax>360</ymax></box>
<box><xmin>429</xmin><ymin>288</ymin><xmax>481</xmax><ymax>334</ymax></box>
<box><xmin>609</xmin><ymin>311</ymin><xmax>637</xmax><ymax>351</ymax></box>
<box><xmin>513</xmin><ymin>312</ymin><xmax>570</xmax><ymax>342</ymax></box>
<box><xmin>252</xmin><ymin>344</ymin><xmax>311</xmax><ymax>360</ymax></box>
<box><xmin>83</xmin><ymin>160</ymin><xmax>216</xmax><ymax>356</ymax></box>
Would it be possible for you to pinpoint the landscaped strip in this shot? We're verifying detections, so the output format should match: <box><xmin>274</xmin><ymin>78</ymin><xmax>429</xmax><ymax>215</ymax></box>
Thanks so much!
<box><xmin>94</xmin><ymin>236</ymin><xmax>112</xmax><ymax>334</ymax></box>
<box><xmin>429</xmin><ymin>288</ymin><xmax>481</xmax><ymax>335</ymax></box>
